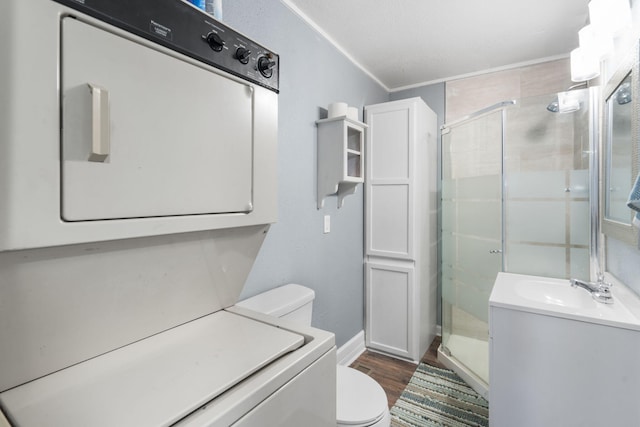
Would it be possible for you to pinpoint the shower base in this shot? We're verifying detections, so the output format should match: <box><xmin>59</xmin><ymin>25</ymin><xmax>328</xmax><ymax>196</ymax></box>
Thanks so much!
<box><xmin>438</xmin><ymin>335</ymin><xmax>489</xmax><ymax>400</ymax></box>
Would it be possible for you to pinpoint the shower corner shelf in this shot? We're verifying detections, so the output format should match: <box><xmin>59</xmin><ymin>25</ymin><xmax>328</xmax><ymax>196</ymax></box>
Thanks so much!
<box><xmin>316</xmin><ymin>116</ymin><xmax>367</xmax><ymax>209</ymax></box>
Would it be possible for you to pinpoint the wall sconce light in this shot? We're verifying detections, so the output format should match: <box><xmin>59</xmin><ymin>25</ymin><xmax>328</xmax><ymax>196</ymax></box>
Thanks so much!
<box><xmin>571</xmin><ymin>0</ymin><xmax>631</xmax><ymax>82</ymax></box>
<box><xmin>578</xmin><ymin>24</ymin><xmax>613</xmax><ymax>60</ymax></box>
<box><xmin>570</xmin><ymin>47</ymin><xmax>600</xmax><ymax>82</ymax></box>
<box><xmin>588</xmin><ymin>0</ymin><xmax>632</xmax><ymax>38</ymax></box>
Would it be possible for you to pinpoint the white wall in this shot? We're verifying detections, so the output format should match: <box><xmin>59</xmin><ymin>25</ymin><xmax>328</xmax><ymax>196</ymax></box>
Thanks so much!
<box><xmin>223</xmin><ymin>0</ymin><xmax>389</xmax><ymax>346</ymax></box>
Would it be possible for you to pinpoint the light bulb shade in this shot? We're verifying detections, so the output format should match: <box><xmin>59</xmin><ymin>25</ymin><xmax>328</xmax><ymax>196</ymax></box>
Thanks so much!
<box><xmin>588</xmin><ymin>0</ymin><xmax>631</xmax><ymax>37</ymax></box>
<box><xmin>578</xmin><ymin>24</ymin><xmax>613</xmax><ymax>60</ymax></box>
<box><xmin>570</xmin><ymin>47</ymin><xmax>600</xmax><ymax>82</ymax></box>
<box><xmin>557</xmin><ymin>92</ymin><xmax>581</xmax><ymax>113</ymax></box>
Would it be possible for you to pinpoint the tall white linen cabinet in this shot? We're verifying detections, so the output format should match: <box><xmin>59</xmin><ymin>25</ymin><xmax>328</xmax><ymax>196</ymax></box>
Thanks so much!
<box><xmin>364</xmin><ymin>97</ymin><xmax>438</xmax><ymax>363</ymax></box>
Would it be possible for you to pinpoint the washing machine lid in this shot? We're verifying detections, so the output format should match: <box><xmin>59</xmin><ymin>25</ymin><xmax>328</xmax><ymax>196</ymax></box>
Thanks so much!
<box><xmin>336</xmin><ymin>365</ymin><xmax>388</xmax><ymax>426</ymax></box>
<box><xmin>0</xmin><ymin>311</ymin><xmax>304</xmax><ymax>427</ymax></box>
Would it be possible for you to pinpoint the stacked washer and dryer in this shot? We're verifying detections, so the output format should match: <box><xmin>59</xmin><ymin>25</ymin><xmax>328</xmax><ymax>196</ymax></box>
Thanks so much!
<box><xmin>0</xmin><ymin>1</ymin><xmax>403</xmax><ymax>426</ymax></box>
<box><xmin>0</xmin><ymin>0</ymin><xmax>338</xmax><ymax>426</ymax></box>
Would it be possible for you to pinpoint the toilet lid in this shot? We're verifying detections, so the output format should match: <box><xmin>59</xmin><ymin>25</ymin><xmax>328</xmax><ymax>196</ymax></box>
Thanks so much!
<box><xmin>336</xmin><ymin>366</ymin><xmax>388</xmax><ymax>425</ymax></box>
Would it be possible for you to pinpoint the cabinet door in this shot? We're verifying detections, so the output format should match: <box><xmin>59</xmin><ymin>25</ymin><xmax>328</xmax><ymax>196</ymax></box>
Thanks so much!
<box><xmin>365</xmin><ymin>262</ymin><xmax>414</xmax><ymax>360</ymax></box>
<box><xmin>368</xmin><ymin>184</ymin><xmax>411</xmax><ymax>256</ymax></box>
<box><xmin>365</xmin><ymin>105</ymin><xmax>414</xmax><ymax>259</ymax></box>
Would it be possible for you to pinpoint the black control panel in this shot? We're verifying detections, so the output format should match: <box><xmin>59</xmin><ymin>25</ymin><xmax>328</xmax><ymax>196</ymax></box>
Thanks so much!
<box><xmin>53</xmin><ymin>0</ymin><xmax>280</xmax><ymax>92</ymax></box>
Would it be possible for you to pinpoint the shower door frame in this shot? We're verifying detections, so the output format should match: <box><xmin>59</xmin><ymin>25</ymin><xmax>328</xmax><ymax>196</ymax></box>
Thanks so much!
<box><xmin>439</xmin><ymin>101</ymin><xmax>513</xmax><ymax>399</ymax></box>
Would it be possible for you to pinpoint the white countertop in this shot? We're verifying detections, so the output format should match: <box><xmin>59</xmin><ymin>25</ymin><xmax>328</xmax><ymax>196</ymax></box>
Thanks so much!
<box><xmin>489</xmin><ymin>272</ymin><xmax>640</xmax><ymax>331</ymax></box>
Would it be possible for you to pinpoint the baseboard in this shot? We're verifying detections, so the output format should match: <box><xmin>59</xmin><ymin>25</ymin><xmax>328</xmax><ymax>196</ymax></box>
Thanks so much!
<box><xmin>336</xmin><ymin>328</ymin><xmax>441</xmax><ymax>366</ymax></box>
<box><xmin>336</xmin><ymin>330</ymin><xmax>366</xmax><ymax>366</ymax></box>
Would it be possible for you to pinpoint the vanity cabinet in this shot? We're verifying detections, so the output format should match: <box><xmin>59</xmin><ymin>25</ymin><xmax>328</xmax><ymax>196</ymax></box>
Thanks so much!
<box><xmin>489</xmin><ymin>272</ymin><xmax>640</xmax><ymax>426</ymax></box>
<box><xmin>363</xmin><ymin>98</ymin><xmax>437</xmax><ymax>363</ymax></box>
<box><xmin>316</xmin><ymin>117</ymin><xmax>366</xmax><ymax>208</ymax></box>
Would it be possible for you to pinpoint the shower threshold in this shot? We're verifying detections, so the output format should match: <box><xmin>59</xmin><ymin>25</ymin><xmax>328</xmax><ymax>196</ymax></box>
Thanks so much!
<box><xmin>438</xmin><ymin>339</ymin><xmax>489</xmax><ymax>400</ymax></box>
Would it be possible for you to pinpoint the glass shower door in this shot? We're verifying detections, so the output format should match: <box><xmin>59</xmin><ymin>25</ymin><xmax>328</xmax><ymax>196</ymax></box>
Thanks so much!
<box><xmin>503</xmin><ymin>90</ymin><xmax>592</xmax><ymax>281</ymax></box>
<box><xmin>441</xmin><ymin>109</ymin><xmax>503</xmax><ymax>387</ymax></box>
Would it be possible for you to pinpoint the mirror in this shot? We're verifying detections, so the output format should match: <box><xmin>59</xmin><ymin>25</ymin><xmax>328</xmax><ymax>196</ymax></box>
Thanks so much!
<box><xmin>601</xmin><ymin>45</ymin><xmax>640</xmax><ymax>244</ymax></box>
<box><xmin>605</xmin><ymin>73</ymin><xmax>633</xmax><ymax>222</ymax></box>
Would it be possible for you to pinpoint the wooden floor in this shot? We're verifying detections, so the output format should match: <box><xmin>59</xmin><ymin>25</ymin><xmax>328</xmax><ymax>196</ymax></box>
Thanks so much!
<box><xmin>349</xmin><ymin>336</ymin><xmax>446</xmax><ymax>408</ymax></box>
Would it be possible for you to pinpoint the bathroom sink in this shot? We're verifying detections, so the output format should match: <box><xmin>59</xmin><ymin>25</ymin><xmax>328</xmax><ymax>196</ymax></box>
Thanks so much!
<box><xmin>490</xmin><ymin>272</ymin><xmax>640</xmax><ymax>330</ymax></box>
<box><xmin>513</xmin><ymin>279</ymin><xmax>595</xmax><ymax>310</ymax></box>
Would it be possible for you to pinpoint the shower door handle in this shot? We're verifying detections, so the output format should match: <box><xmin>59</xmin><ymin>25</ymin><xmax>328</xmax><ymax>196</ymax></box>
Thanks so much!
<box><xmin>489</xmin><ymin>249</ymin><xmax>502</xmax><ymax>254</ymax></box>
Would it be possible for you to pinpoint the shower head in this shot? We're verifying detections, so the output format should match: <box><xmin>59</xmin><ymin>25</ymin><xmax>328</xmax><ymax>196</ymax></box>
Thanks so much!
<box><xmin>546</xmin><ymin>100</ymin><xmax>561</xmax><ymax>113</ymax></box>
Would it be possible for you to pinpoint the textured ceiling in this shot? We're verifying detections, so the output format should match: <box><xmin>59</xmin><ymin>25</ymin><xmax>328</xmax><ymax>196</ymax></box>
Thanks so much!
<box><xmin>285</xmin><ymin>0</ymin><xmax>590</xmax><ymax>90</ymax></box>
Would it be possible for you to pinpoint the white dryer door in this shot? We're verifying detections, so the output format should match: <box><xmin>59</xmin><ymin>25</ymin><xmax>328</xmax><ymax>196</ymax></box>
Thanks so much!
<box><xmin>60</xmin><ymin>17</ymin><xmax>254</xmax><ymax>221</ymax></box>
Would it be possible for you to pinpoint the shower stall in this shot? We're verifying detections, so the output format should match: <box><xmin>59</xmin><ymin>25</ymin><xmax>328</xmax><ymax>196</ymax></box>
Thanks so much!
<box><xmin>439</xmin><ymin>88</ymin><xmax>597</xmax><ymax>398</ymax></box>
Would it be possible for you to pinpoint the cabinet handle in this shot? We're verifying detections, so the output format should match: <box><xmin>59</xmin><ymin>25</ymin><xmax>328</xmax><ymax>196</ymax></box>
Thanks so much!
<box><xmin>489</xmin><ymin>249</ymin><xmax>503</xmax><ymax>254</ymax></box>
<box><xmin>88</xmin><ymin>83</ymin><xmax>110</xmax><ymax>162</ymax></box>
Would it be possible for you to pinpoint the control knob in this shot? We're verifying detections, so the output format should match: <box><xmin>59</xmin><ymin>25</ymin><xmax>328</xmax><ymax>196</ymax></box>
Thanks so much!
<box><xmin>257</xmin><ymin>56</ymin><xmax>276</xmax><ymax>78</ymax></box>
<box><xmin>204</xmin><ymin>32</ymin><xmax>225</xmax><ymax>52</ymax></box>
<box><xmin>235</xmin><ymin>47</ymin><xmax>252</xmax><ymax>64</ymax></box>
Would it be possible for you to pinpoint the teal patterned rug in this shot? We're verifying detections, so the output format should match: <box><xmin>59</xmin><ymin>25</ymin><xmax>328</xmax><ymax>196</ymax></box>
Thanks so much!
<box><xmin>390</xmin><ymin>363</ymin><xmax>489</xmax><ymax>427</ymax></box>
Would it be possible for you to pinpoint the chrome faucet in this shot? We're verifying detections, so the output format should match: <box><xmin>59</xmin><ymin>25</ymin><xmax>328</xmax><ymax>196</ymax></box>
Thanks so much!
<box><xmin>570</xmin><ymin>273</ymin><xmax>613</xmax><ymax>304</ymax></box>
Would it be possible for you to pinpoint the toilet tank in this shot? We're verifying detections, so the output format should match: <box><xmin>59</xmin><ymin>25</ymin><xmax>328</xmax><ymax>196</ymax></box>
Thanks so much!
<box><xmin>236</xmin><ymin>284</ymin><xmax>315</xmax><ymax>326</ymax></box>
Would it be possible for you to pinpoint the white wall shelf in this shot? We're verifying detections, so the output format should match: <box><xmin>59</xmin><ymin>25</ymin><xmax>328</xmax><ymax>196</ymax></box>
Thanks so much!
<box><xmin>316</xmin><ymin>116</ymin><xmax>367</xmax><ymax>209</ymax></box>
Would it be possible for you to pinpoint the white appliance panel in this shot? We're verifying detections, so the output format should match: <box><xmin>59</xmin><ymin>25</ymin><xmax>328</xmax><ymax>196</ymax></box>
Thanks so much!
<box><xmin>61</xmin><ymin>18</ymin><xmax>253</xmax><ymax>221</ymax></box>
<box><xmin>230</xmin><ymin>349</ymin><xmax>337</xmax><ymax>427</ymax></box>
<box><xmin>0</xmin><ymin>225</ymin><xmax>269</xmax><ymax>393</ymax></box>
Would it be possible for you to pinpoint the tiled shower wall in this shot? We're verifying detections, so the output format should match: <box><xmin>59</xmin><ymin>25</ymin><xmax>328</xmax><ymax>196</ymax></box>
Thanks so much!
<box><xmin>445</xmin><ymin>58</ymin><xmax>573</xmax><ymax>122</ymax></box>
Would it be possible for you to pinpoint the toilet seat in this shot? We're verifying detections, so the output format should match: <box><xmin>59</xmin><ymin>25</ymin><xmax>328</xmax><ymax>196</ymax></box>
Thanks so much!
<box><xmin>336</xmin><ymin>366</ymin><xmax>390</xmax><ymax>427</ymax></box>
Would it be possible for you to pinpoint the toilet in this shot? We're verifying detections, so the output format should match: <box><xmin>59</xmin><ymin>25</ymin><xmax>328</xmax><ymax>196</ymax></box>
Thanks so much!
<box><xmin>235</xmin><ymin>284</ymin><xmax>391</xmax><ymax>427</ymax></box>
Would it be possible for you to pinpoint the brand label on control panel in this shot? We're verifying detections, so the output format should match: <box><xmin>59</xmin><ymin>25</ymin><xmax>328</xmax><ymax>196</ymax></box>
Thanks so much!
<box><xmin>150</xmin><ymin>20</ymin><xmax>173</xmax><ymax>41</ymax></box>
